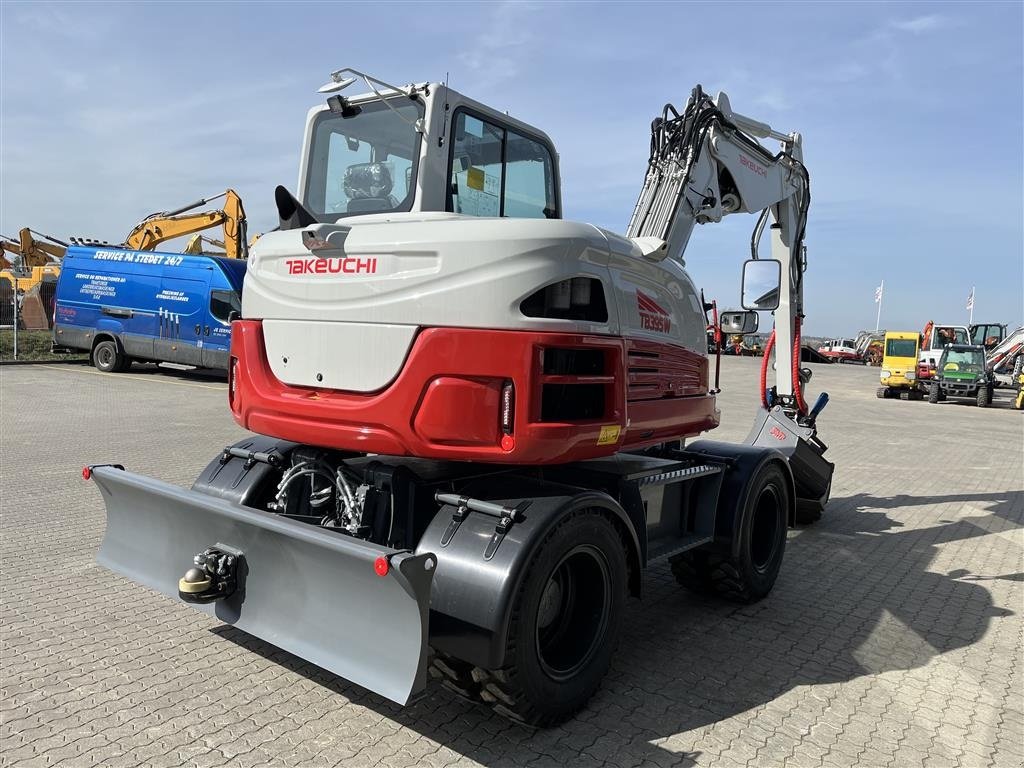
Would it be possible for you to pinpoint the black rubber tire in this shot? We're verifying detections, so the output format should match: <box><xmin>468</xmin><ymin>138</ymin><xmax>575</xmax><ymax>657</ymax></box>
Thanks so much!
<box><xmin>928</xmin><ymin>383</ymin><xmax>940</xmax><ymax>404</ymax></box>
<box><xmin>473</xmin><ymin>511</ymin><xmax>627</xmax><ymax>727</ymax></box>
<box><xmin>671</xmin><ymin>462</ymin><xmax>789</xmax><ymax>603</ymax></box>
<box><xmin>429</xmin><ymin>652</ymin><xmax>482</xmax><ymax>702</ymax></box>
<box><xmin>876</xmin><ymin>387</ymin><xmax>888</xmax><ymax>399</ymax></box>
<box><xmin>92</xmin><ymin>339</ymin><xmax>123</xmax><ymax>373</ymax></box>
<box><xmin>976</xmin><ymin>387</ymin><xmax>989</xmax><ymax>408</ymax></box>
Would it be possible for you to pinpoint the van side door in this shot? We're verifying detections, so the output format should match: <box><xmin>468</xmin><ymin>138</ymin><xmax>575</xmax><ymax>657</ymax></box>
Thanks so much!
<box><xmin>202</xmin><ymin>289</ymin><xmax>239</xmax><ymax>369</ymax></box>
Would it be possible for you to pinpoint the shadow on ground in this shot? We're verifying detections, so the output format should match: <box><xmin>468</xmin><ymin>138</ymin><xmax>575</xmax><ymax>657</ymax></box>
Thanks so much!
<box><xmin>213</xmin><ymin>488</ymin><xmax>1022</xmax><ymax>766</ymax></box>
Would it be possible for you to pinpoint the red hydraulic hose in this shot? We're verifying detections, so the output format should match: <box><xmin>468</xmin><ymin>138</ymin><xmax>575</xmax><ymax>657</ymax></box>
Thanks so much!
<box><xmin>793</xmin><ymin>316</ymin><xmax>808</xmax><ymax>414</ymax></box>
<box><xmin>760</xmin><ymin>329</ymin><xmax>776</xmax><ymax>408</ymax></box>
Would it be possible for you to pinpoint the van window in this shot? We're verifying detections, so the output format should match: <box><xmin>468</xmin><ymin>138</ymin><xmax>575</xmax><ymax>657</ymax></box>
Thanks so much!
<box><xmin>448</xmin><ymin>110</ymin><xmax>557</xmax><ymax>219</ymax></box>
<box><xmin>210</xmin><ymin>290</ymin><xmax>240</xmax><ymax>323</ymax></box>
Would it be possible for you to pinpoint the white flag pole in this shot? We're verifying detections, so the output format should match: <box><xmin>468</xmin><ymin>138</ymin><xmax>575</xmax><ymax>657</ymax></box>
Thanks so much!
<box><xmin>875</xmin><ymin>280</ymin><xmax>884</xmax><ymax>332</ymax></box>
<box><xmin>968</xmin><ymin>286</ymin><xmax>974</xmax><ymax>325</ymax></box>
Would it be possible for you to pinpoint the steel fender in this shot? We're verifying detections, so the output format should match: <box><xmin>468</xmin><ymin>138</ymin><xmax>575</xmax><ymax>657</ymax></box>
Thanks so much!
<box><xmin>682</xmin><ymin>440</ymin><xmax>795</xmax><ymax>552</ymax></box>
<box><xmin>91</xmin><ymin>466</ymin><xmax>434</xmax><ymax>705</ymax></box>
<box><xmin>416</xmin><ymin>477</ymin><xmax>639</xmax><ymax>669</ymax></box>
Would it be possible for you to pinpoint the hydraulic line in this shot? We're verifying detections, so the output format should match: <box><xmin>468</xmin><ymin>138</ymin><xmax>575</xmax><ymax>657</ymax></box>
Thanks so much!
<box><xmin>792</xmin><ymin>316</ymin><xmax>807</xmax><ymax>415</ymax></box>
<box><xmin>760</xmin><ymin>329</ymin><xmax>776</xmax><ymax>409</ymax></box>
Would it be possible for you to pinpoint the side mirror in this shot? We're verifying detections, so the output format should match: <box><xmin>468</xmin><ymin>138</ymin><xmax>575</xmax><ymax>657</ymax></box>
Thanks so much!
<box><xmin>719</xmin><ymin>310</ymin><xmax>759</xmax><ymax>335</ymax></box>
<box><xmin>742</xmin><ymin>259</ymin><xmax>781</xmax><ymax>311</ymax></box>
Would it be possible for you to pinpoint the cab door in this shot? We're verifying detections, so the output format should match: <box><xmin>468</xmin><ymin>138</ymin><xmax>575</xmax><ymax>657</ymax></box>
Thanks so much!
<box><xmin>201</xmin><ymin>289</ymin><xmax>239</xmax><ymax>369</ymax></box>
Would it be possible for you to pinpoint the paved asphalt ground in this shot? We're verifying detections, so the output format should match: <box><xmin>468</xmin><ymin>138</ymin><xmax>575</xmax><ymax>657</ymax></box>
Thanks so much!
<box><xmin>1</xmin><ymin>357</ymin><xmax>1021</xmax><ymax>767</ymax></box>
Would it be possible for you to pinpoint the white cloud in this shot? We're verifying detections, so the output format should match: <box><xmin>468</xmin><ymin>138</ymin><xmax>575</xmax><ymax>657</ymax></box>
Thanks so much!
<box><xmin>891</xmin><ymin>15</ymin><xmax>948</xmax><ymax>35</ymax></box>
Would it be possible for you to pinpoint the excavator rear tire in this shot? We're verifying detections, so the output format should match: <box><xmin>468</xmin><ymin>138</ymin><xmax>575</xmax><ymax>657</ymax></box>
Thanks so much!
<box><xmin>473</xmin><ymin>511</ymin><xmax>627</xmax><ymax>727</ymax></box>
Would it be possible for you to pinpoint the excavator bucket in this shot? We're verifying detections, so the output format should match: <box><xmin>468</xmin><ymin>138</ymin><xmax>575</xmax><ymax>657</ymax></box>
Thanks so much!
<box><xmin>90</xmin><ymin>466</ymin><xmax>435</xmax><ymax>705</ymax></box>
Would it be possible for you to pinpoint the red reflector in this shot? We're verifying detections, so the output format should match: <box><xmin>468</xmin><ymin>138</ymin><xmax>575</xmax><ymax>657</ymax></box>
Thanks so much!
<box><xmin>500</xmin><ymin>434</ymin><xmax>515</xmax><ymax>452</ymax></box>
<box><xmin>82</xmin><ymin>466</ymin><xmax>92</xmax><ymax>480</ymax></box>
<box><xmin>374</xmin><ymin>556</ymin><xmax>389</xmax><ymax>577</ymax></box>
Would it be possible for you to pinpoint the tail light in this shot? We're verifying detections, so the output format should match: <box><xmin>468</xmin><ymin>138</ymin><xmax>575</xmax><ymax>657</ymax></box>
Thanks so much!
<box><xmin>228</xmin><ymin>356</ymin><xmax>238</xmax><ymax>408</ymax></box>
<box><xmin>500</xmin><ymin>380</ymin><xmax>515</xmax><ymax>434</ymax></box>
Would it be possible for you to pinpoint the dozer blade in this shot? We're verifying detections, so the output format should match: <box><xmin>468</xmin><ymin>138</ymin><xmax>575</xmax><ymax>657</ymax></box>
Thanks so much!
<box><xmin>90</xmin><ymin>466</ymin><xmax>435</xmax><ymax>705</ymax></box>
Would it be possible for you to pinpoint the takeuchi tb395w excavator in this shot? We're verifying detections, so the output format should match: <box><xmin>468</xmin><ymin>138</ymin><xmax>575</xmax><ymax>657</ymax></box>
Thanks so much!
<box><xmin>86</xmin><ymin>69</ymin><xmax>834</xmax><ymax>726</ymax></box>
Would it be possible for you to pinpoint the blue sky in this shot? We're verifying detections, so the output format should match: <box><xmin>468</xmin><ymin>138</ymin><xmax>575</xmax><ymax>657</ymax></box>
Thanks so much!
<box><xmin>1</xmin><ymin>1</ymin><xmax>1021</xmax><ymax>336</ymax></box>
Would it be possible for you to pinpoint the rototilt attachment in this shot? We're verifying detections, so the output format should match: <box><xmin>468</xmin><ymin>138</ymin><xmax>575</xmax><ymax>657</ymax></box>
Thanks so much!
<box><xmin>88</xmin><ymin>465</ymin><xmax>436</xmax><ymax>705</ymax></box>
<box><xmin>745</xmin><ymin>403</ymin><xmax>834</xmax><ymax>519</ymax></box>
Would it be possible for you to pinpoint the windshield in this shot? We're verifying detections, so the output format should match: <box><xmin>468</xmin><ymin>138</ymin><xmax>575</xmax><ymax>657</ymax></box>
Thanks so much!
<box><xmin>304</xmin><ymin>99</ymin><xmax>424</xmax><ymax>220</ymax></box>
<box><xmin>934</xmin><ymin>327</ymin><xmax>969</xmax><ymax>346</ymax></box>
<box><xmin>885</xmin><ymin>338</ymin><xmax>917</xmax><ymax>358</ymax></box>
<box><xmin>941</xmin><ymin>348</ymin><xmax>985</xmax><ymax>372</ymax></box>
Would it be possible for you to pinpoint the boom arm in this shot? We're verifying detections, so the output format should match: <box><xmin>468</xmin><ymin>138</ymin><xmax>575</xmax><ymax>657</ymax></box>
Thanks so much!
<box><xmin>123</xmin><ymin>189</ymin><xmax>248</xmax><ymax>259</ymax></box>
<box><xmin>627</xmin><ymin>86</ymin><xmax>810</xmax><ymax>410</ymax></box>
<box><xmin>2</xmin><ymin>228</ymin><xmax>67</xmax><ymax>271</ymax></box>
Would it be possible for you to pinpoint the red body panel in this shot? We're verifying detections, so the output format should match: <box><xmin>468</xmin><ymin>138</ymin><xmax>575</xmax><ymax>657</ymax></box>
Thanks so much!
<box><xmin>229</xmin><ymin>321</ymin><xmax>719</xmax><ymax>465</ymax></box>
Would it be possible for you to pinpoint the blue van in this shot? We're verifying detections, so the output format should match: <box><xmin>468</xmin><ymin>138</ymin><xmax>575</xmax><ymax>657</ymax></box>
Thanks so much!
<box><xmin>53</xmin><ymin>246</ymin><xmax>246</xmax><ymax>372</ymax></box>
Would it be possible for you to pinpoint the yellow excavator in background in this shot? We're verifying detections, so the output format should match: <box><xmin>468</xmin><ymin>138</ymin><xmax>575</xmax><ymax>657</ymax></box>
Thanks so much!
<box><xmin>1</xmin><ymin>228</ymin><xmax>66</xmax><ymax>291</ymax></box>
<box><xmin>121</xmin><ymin>189</ymin><xmax>249</xmax><ymax>259</ymax></box>
<box><xmin>1</xmin><ymin>228</ymin><xmax>67</xmax><ymax>329</ymax></box>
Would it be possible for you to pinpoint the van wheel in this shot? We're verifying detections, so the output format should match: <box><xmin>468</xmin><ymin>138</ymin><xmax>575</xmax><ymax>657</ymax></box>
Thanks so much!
<box><xmin>92</xmin><ymin>340</ymin><xmax>124</xmax><ymax>373</ymax></box>
<box><xmin>475</xmin><ymin>511</ymin><xmax>627</xmax><ymax>727</ymax></box>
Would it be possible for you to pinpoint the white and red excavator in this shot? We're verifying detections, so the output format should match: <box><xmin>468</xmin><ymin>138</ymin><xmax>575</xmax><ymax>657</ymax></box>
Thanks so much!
<box><xmin>87</xmin><ymin>69</ymin><xmax>833</xmax><ymax>726</ymax></box>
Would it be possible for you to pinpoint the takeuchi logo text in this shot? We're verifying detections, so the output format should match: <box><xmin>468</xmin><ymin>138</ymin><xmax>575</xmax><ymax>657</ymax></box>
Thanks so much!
<box><xmin>285</xmin><ymin>257</ymin><xmax>378</xmax><ymax>275</ymax></box>
<box><xmin>637</xmin><ymin>290</ymin><xmax>671</xmax><ymax>333</ymax></box>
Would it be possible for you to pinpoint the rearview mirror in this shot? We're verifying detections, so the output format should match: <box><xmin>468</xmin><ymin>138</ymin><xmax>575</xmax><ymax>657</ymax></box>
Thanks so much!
<box><xmin>720</xmin><ymin>310</ymin><xmax>759</xmax><ymax>335</ymax></box>
<box><xmin>742</xmin><ymin>259</ymin><xmax>781</xmax><ymax>311</ymax></box>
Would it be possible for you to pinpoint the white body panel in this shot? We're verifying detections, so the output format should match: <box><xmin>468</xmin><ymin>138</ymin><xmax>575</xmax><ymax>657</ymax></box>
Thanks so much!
<box><xmin>263</xmin><ymin>320</ymin><xmax>417</xmax><ymax>391</ymax></box>
<box><xmin>243</xmin><ymin>215</ymin><xmax>707</xmax><ymax>392</ymax></box>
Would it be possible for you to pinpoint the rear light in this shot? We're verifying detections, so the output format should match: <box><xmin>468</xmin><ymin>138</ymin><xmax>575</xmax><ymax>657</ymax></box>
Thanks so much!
<box><xmin>374</xmin><ymin>556</ymin><xmax>389</xmax><ymax>577</ymax></box>
<box><xmin>500</xmin><ymin>380</ymin><xmax>515</xmax><ymax>435</ymax></box>
<box><xmin>228</xmin><ymin>356</ymin><xmax>238</xmax><ymax>408</ymax></box>
<box><xmin>82</xmin><ymin>466</ymin><xmax>92</xmax><ymax>480</ymax></box>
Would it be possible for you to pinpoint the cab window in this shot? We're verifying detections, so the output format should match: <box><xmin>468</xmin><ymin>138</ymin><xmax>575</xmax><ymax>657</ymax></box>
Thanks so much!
<box><xmin>448</xmin><ymin>110</ymin><xmax>557</xmax><ymax>219</ymax></box>
<box><xmin>210</xmin><ymin>290</ymin><xmax>240</xmax><ymax>324</ymax></box>
<box><xmin>885</xmin><ymin>338</ymin><xmax>917</xmax><ymax>358</ymax></box>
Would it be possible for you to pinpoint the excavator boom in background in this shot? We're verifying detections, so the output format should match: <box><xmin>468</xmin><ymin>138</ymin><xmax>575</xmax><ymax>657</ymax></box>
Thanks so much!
<box><xmin>122</xmin><ymin>189</ymin><xmax>249</xmax><ymax>259</ymax></box>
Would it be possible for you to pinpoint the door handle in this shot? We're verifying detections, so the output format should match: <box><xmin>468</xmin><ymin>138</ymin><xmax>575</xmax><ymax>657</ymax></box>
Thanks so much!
<box><xmin>194</xmin><ymin>324</ymin><xmax>201</xmax><ymax>334</ymax></box>
<box><xmin>204</xmin><ymin>326</ymin><xmax>210</xmax><ymax>336</ymax></box>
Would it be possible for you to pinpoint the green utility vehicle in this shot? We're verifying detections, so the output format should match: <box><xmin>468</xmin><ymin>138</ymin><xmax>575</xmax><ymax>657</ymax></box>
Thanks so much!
<box><xmin>927</xmin><ymin>344</ymin><xmax>994</xmax><ymax>407</ymax></box>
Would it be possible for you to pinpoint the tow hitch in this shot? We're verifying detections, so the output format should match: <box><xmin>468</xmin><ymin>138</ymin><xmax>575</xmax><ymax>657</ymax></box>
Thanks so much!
<box><xmin>178</xmin><ymin>546</ymin><xmax>242</xmax><ymax>604</ymax></box>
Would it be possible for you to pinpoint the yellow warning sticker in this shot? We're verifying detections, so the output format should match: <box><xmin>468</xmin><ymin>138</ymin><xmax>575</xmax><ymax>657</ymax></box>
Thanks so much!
<box><xmin>597</xmin><ymin>425</ymin><xmax>621</xmax><ymax>445</ymax></box>
<box><xmin>467</xmin><ymin>166</ymin><xmax>485</xmax><ymax>191</ymax></box>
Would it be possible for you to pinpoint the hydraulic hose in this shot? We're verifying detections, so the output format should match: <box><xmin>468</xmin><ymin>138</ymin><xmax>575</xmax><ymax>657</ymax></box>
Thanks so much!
<box><xmin>760</xmin><ymin>329</ymin><xmax>776</xmax><ymax>409</ymax></box>
<box><xmin>793</xmin><ymin>316</ymin><xmax>808</xmax><ymax>415</ymax></box>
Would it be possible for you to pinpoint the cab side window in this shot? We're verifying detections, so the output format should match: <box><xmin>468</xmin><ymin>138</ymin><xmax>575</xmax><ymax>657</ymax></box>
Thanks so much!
<box><xmin>210</xmin><ymin>290</ymin><xmax>240</xmax><ymax>324</ymax></box>
<box><xmin>448</xmin><ymin>111</ymin><xmax>557</xmax><ymax>219</ymax></box>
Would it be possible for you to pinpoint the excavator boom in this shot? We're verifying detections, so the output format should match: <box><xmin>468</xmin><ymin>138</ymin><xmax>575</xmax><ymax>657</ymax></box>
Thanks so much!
<box><xmin>123</xmin><ymin>189</ymin><xmax>248</xmax><ymax>259</ymax></box>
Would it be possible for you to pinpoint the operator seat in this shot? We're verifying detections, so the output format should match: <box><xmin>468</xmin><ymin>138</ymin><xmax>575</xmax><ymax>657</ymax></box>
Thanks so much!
<box><xmin>344</xmin><ymin>163</ymin><xmax>395</xmax><ymax>213</ymax></box>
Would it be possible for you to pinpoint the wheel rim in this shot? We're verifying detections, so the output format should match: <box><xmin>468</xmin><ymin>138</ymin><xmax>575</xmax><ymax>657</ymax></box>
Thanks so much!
<box><xmin>96</xmin><ymin>346</ymin><xmax>113</xmax><ymax>368</ymax></box>
<box><xmin>750</xmin><ymin>485</ymin><xmax>782</xmax><ymax>572</ymax></box>
<box><xmin>535</xmin><ymin>544</ymin><xmax>611</xmax><ymax>681</ymax></box>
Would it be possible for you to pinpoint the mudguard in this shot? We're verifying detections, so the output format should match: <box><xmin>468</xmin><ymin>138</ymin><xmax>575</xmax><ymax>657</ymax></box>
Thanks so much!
<box><xmin>91</xmin><ymin>466</ymin><xmax>435</xmax><ymax>705</ymax></box>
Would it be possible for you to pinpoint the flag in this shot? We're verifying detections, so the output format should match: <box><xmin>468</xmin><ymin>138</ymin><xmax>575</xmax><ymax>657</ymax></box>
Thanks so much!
<box><xmin>874</xmin><ymin>282</ymin><xmax>884</xmax><ymax>303</ymax></box>
<box><xmin>966</xmin><ymin>287</ymin><xmax>975</xmax><ymax>310</ymax></box>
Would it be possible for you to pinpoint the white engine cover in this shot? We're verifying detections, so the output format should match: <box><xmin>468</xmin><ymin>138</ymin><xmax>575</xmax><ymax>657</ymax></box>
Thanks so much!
<box><xmin>243</xmin><ymin>213</ymin><xmax>707</xmax><ymax>391</ymax></box>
